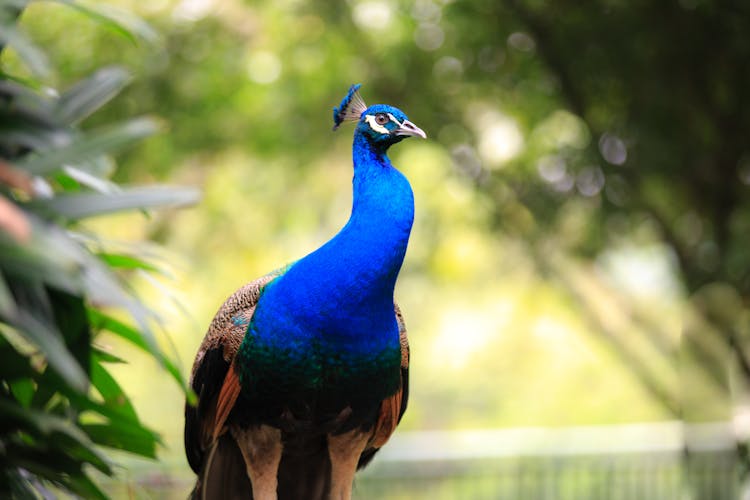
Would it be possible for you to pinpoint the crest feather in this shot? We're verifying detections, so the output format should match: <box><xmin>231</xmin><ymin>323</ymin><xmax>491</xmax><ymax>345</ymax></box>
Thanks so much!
<box><xmin>332</xmin><ymin>84</ymin><xmax>368</xmax><ymax>130</ymax></box>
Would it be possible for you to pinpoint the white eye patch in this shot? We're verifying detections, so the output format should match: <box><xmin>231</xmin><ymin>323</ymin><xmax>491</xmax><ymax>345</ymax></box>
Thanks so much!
<box><xmin>365</xmin><ymin>113</ymin><xmax>402</xmax><ymax>134</ymax></box>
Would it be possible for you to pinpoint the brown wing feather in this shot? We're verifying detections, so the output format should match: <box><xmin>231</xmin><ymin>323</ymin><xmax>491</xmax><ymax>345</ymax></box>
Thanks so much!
<box><xmin>369</xmin><ymin>387</ymin><xmax>403</xmax><ymax>448</ymax></box>
<box><xmin>395</xmin><ymin>303</ymin><xmax>409</xmax><ymax>371</ymax></box>
<box><xmin>212</xmin><ymin>364</ymin><xmax>242</xmax><ymax>441</ymax></box>
<box><xmin>190</xmin><ymin>271</ymin><xmax>281</xmax><ymax>378</ymax></box>
<box><xmin>184</xmin><ymin>271</ymin><xmax>282</xmax><ymax>474</ymax></box>
<box><xmin>367</xmin><ymin>303</ymin><xmax>410</xmax><ymax>450</ymax></box>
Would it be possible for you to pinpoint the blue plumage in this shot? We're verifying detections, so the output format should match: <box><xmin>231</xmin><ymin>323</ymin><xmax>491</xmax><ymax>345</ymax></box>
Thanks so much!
<box><xmin>185</xmin><ymin>85</ymin><xmax>426</xmax><ymax>500</ymax></box>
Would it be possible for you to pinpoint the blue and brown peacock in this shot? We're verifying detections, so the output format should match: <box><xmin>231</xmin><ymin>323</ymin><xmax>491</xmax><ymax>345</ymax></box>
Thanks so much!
<box><xmin>184</xmin><ymin>84</ymin><xmax>426</xmax><ymax>499</ymax></box>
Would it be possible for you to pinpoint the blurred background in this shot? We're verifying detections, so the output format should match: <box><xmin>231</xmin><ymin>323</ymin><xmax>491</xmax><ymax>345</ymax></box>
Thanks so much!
<box><xmin>4</xmin><ymin>0</ymin><xmax>750</xmax><ymax>498</ymax></box>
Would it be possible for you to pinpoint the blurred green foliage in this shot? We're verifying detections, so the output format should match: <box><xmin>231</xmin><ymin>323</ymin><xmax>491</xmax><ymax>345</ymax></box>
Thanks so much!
<box><xmin>0</xmin><ymin>1</ymin><xmax>198</xmax><ymax>497</ymax></box>
<box><xmin>4</xmin><ymin>0</ymin><xmax>750</xmax><ymax>494</ymax></box>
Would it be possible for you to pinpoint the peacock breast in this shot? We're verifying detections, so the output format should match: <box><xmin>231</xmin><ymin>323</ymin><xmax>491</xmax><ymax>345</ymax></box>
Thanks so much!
<box><xmin>233</xmin><ymin>296</ymin><xmax>402</xmax><ymax>425</ymax></box>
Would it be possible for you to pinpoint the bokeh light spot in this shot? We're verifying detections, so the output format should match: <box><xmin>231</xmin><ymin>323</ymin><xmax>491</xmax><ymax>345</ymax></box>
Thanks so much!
<box><xmin>173</xmin><ymin>0</ymin><xmax>215</xmax><ymax>22</ymax></box>
<box><xmin>532</xmin><ymin>110</ymin><xmax>590</xmax><ymax>150</ymax></box>
<box><xmin>576</xmin><ymin>166</ymin><xmax>605</xmax><ymax>197</ymax></box>
<box><xmin>412</xmin><ymin>0</ymin><xmax>442</xmax><ymax>23</ymax></box>
<box><xmin>433</xmin><ymin>56</ymin><xmax>463</xmax><ymax>79</ymax></box>
<box><xmin>507</xmin><ymin>31</ymin><xmax>535</xmax><ymax>52</ymax></box>
<box><xmin>415</xmin><ymin>23</ymin><xmax>445</xmax><ymax>51</ymax></box>
<box><xmin>599</xmin><ymin>133</ymin><xmax>628</xmax><ymax>165</ymax></box>
<box><xmin>537</xmin><ymin>155</ymin><xmax>567</xmax><ymax>183</ymax></box>
<box><xmin>246</xmin><ymin>50</ymin><xmax>281</xmax><ymax>84</ymax></box>
<box><xmin>474</xmin><ymin>110</ymin><xmax>524</xmax><ymax>167</ymax></box>
<box><xmin>352</xmin><ymin>1</ymin><xmax>393</xmax><ymax>31</ymax></box>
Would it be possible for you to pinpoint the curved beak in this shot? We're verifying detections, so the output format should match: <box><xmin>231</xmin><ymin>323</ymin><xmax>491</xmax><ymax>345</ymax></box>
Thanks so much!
<box><xmin>395</xmin><ymin>120</ymin><xmax>427</xmax><ymax>139</ymax></box>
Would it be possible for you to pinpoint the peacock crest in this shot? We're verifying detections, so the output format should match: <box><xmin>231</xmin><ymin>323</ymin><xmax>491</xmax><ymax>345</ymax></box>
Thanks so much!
<box><xmin>332</xmin><ymin>83</ymin><xmax>368</xmax><ymax>130</ymax></box>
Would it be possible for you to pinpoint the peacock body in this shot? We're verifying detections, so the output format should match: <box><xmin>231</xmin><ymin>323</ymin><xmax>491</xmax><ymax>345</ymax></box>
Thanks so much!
<box><xmin>184</xmin><ymin>85</ymin><xmax>425</xmax><ymax>500</ymax></box>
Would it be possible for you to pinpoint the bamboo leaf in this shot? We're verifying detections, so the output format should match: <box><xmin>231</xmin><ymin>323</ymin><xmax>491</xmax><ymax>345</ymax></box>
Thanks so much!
<box><xmin>0</xmin><ymin>123</ymin><xmax>73</xmax><ymax>153</ymax></box>
<box><xmin>0</xmin><ymin>215</ymin><xmax>94</xmax><ymax>294</ymax></box>
<box><xmin>1</xmin><ymin>281</ymin><xmax>89</xmax><ymax>394</ymax></box>
<box><xmin>9</xmin><ymin>309</ymin><xmax>89</xmax><ymax>392</ymax></box>
<box><xmin>17</xmin><ymin>117</ymin><xmax>162</xmax><ymax>175</ymax></box>
<box><xmin>88</xmin><ymin>309</ymin><xmax>148</xmax><ymax>351</ymax></box>
<box><xmin>97</xmin><ymin>252</ymin><xmax>161</xmax><ymax>273</ymax></box>
<box><xmin>7</xmin><ymin>471</ymin><xmax>45</xmax><ymax>500</ymax></box>
<box><xmin>61</xmin><ymin>165</ymin><xmax>120</xmax><ymax>194</ymax></box>
<box><xmin>0</xmin><ymin>398</ymin><xmax>106</xmax><ymax>457</ymax></box>
<box><xmin>30</xmin><ymin>185</ymin><xmax>201</xmax><ymax>220</ymax></box>
<box><xmin>9</xmin><ymin>378</ymin><xmax>34</xmax><ymax>407</ymax></box>
<box><xmin>91</xmin><ymin>346</ymin><xmax>125</xmax><ymax>364</ymax></box>
<box><xmin>0</xmin><ymin>217</ymin><xmax>171</xmax><ymax>393</ymax></box>
<box><xmin>90</xmin><ymin>353</ymin><xmax>137</xmax><ymax>420</ymax></box>
<box><xmin>55</xmin><ymin>66</ymin><xmax>131</xmax><ymax>125</ymax></box>
<box><xmin>88</xmin><ymin>309</ymin><xmax>193</xmax><ymax>402</ymax></box>
<box><xmin>81</xmin><ymin>421</ymin><xmax>158</xmax><ymax>458</ymax></box>
<box><xmin>0</xmin><ymin>1</ymin><xmax>30</xmax><ymax>12</ymax></box>
<box><xmin>54</xmin><ymin>433</ymin><xmax>111</xmax><ymax>474</ymax></box>
<box><xmin>0</xmin><ymin>22</ymin><xmax>50</xmax><ymax>77</ymax></box>
<box><xmin>0</xmin><ymin>79</ymin><xmax>58</xmax><ymax>123</ymax></box>
<box><xmin>65</xmin><ymin>473</ymin><xmax>108</xmax><ymax>500</ymax></box>
<box><xmin>1</xmin><ymin>213</ymin><xmax>155</xmax><ymax>318</ymax></box>
<box><xmin>49</xmin><ymin>0</ymin><xmax>158</xmax><ymax>44</ymax></box>
<box><xmin>0</xmin><ymin>336</ymin><xmax>34</xmax><ymax>381</ymax></box>
<box><xmin>16</xmin><ymin>365</ymin><xmax>160</xmax><ymax>461</ymax></box>
<box><xmin>0</xmin><ymin>270</ymin><xmax>15</xmax><ymax>316</ymax></box>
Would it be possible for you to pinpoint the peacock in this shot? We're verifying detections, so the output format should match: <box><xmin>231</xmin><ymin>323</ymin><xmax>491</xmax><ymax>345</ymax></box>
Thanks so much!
<box><xmin>184</xmin><ymin>84</ymin><xmax>426</xmax><ymax>500</ymax></box>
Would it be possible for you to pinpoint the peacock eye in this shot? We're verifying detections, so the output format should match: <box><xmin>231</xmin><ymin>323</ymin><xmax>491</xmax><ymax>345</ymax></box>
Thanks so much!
<box><xmin>374</xmin><ymin>113</ymin><xmax>389</xmax><ymax>126</ymax></box>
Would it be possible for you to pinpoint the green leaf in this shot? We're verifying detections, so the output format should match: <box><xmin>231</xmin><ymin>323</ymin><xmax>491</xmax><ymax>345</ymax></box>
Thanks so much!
<box><xmin>0</xmin><ymin>227</ymin><xmax>90</xmax><ymax>299</ymax></box>
<box><xmin>0</xmin><ymin>22</ymin><xmax>50</xmax><ymax>78</ymax></box>
<box><xmin>53</xmin><ymin>432</ymin><xmax>111</xmax><ymax>474</ymax></box>
<box><xmin>5</xmin><ymin>439</ymin><xmax>110</xmax><ymax>498</ymax></box>
<box><xmin>0</xmin><ymin>270</ymin><xmax>15</xmax><ymax>317</ymax></box>
<box><xmin>88</xmin><ymin>310</ymin><xmax>148</xmax><ymax>351</ymax></box>
<box><xmin>49</xmin><ymin>0</ymin><xmax>158</xmax><ymax>44</ymax></box>
<box><xmin>0</xmin><ymin>218</ymin><xmax>169</xmax><ymax>392</ymax></box>
<box><xmin>90</xmin><ymin>353</ymin><xmax>137</xmax><ymax>420</ymax></box>
<box><xmin>61</xmin><ymin>165</ymin><xmax>120</xmax><ymax>193</ymax></box>
<box><xmin>0</xmin><ymin>398</ymin><xmax>106</xmax><ymax>459</ymax></box>
<box><xmin>47</xmin><ymin>287</ymin><xmax>91</xmax><ymax>376</ymax></box>
<box><xmin>6</xmin><ymin>470</ymin><xmax>46</xmax><ymax>500</ymax></box>
<box><xmin>0</xmin><ymin>122</ymin><xmax>73</xmax><ymax>153</ymax></box>
<box><xmin>0</xmin><ymin>0</ymin><xmax>30</xmax><ymax>11</ymax></box>
<box><xmin>1</xmin><ymin>215</ymin><xmax>162</xmax><ymax>352</ymax></box>
<box><xmin>9</xmin><ymin>309</ymin><xmax>89</xmax><ymax>392</ymax></box>
<box><xmin>97</xmin><ymin>252</ymin><xmax>160</xmax><ymax>273</ymax></box>
<box><xmin>0</xmin><ymin>78</ymin><xmax>57</xmax><ymax>122</ymax></box>
<box><xmin>81</xmin><ymin>421</ymin><xmax>158</xmax><ymax>458</ymax></box>
<box><xmin>15</xmin><ymin>363</ymin><xmax>161</xmax><ymax>460</ymax></box>
<box><xmin>55</xmin><ymin>66</ymin><xmax>131</xmax><ymax>125</ymax></box>
<box><xmin>9</xmin><ymin>378</ymin><xmax>35</xmax><ymax>407</ymax></box>
<box><xmin>17</xmin><ymin>117</ymin><xmax>162</xmax><ymax>175</ymax></box>
<box><xmin>91</xmin><ymin>346</ymin><xmax>126</xmax><ymax>364</ymax></box>
<box><xmin>88</xmin><ymin>309</ymin><xmax>192</xmax><ymax>402</ymax></box>
<box><xmin>65</xmin><ymin>472</ymin><xmax>108</xmax><ymax>500</ymax></box>
<box><xmin>5</xmin><ymin>444</ymin><xmax>86</xmax><ymax>485</ymax></box>
<box><xmin>30</xmin><ymin>185</ymin><xmax>201</xmax><ymax>220</ymax></box>
<box><xmin>0</xmin><ymin>336</ymin><xmax>34</xmax><ymax>380</ymax></box>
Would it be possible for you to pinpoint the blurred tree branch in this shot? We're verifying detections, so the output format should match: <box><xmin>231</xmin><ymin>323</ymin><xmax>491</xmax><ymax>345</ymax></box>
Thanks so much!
<box><xmin>500</xmin><ymin>0</ymin><xmax>750</xmax><ymax>405</ymax></box>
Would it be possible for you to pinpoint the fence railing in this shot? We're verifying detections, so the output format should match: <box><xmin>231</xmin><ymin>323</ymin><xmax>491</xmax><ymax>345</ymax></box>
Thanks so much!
<box><xmin>355</xmin><ymin>421</ymin><xmax>743</xmax><ymax>499</ymax></box>
<box><xmin>102</xmin><ymin>421</ymin><xmax>744</xmax><ymax>499</ymax></box>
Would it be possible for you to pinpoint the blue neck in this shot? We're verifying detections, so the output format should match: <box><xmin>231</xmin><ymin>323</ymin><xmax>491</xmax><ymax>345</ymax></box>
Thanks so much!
<box><xmin>251</xmin><ymin>132</ymin><xmax>414</xmax><ymax>345</ymax></box>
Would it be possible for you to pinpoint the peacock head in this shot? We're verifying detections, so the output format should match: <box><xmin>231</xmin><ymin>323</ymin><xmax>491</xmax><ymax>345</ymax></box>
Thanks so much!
<box><xmin>332</xmin><ymin>84</ymin><xmax>426</xmax><ymax>148</ymax></box>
